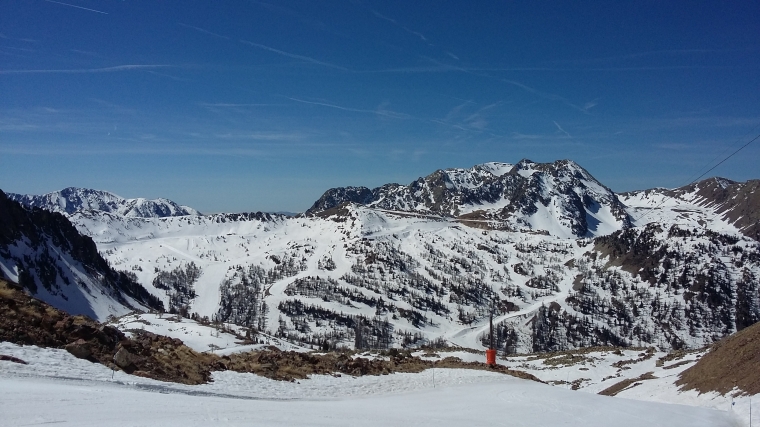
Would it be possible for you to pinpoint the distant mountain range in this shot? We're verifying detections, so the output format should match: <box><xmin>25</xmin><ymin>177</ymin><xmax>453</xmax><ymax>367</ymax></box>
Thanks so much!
<box><xmin>1</xmin><ymin>159</ymin><xmax>758</xmax><ymax>353</ymax></box>
<box><xmin>7</xmin><ymin>187</ymin><xmax>201</xmax><ymax>218</ymax></box>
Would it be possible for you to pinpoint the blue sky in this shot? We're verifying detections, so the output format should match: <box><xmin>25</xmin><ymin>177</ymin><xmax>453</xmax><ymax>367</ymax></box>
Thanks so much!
<box><xmin>1</xmin><ymin>0</ymin><xmax>759</xmax><ymax>213</ymax></box>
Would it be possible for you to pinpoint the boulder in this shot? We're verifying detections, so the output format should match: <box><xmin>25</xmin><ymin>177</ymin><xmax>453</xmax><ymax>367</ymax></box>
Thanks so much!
<box><xmin>113</xmin><ymin>346</ymin><xmax>137</xmax><ymax>369</ymax></box>
<box><xmin>65</xmin><ymin>339</ymin><xmax>92</xmax><ymax>360</ymax></box>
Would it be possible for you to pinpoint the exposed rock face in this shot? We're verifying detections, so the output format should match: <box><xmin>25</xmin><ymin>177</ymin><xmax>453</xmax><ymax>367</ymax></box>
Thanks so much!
<box><xmin>0</xmin><ymin>190</ymin><xmax>163</xmax><ymax>319</ymax></box>
<box><xmin>307</xmin><ymin>160</ymin><xmax>631</xmax><ymax>238</ymax></box>
<box><xmin>112</xmin><ymin>346</ymin><xmax>136</xmax><ymax>369</ymax></box>
<box><xmin>7</xmin><ymin>187</ymin><xmax>200</xmax><ymax>218</ymax></box>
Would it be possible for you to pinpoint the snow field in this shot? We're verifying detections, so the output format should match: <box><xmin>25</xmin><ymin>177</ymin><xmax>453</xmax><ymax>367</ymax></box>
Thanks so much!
<box><xmin>0</xmin><ymin>342</ymin><xmax>740</xmax><ymax>427</ymax></box>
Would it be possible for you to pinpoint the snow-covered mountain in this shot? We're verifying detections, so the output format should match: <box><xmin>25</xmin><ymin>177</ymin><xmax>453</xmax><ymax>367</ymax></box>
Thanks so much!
<box><xmin>7</xmin><ymin>187</ymin><xmax>201</xmax><ymax>218</ymax></box>
<box><xmin>622</xmin><ymin>177</ymin><xmax>760</xmax><ymax>241</ymax></box>
<box><xmin>61</xmin><ymin>202</ymin><xmax>758</xmax><ymax>354</ymax></box>
<box><xmin>0</xmin><ymin>190</ymin><xmax>163</xmax><ymax>320</ymax></box>
<box><xmin>3</xmin><ymin>159</ymin><xmax>758</xmax><ymax>354</ymax></box>
<box><xmin>308</xmin><ymin>160</ymin><xmax>631</xmax><ymax>239</ymax></box>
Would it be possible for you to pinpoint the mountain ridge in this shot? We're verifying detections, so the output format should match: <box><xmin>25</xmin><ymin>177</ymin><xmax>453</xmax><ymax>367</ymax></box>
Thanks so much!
<box><xmin>309</xmin><ymin>159</ymin><xmax>631</xmax><ymax>238</ymax></box>
<box><xmin>8</xmin><ymin>187</ymin><xmax>201</xmax><ymax>218</ymax></box>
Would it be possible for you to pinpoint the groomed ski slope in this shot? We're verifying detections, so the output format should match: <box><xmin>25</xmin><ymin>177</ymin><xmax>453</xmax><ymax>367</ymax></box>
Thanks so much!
<box><xmin>0</xmin><ymin>342</ymin><xmax>738</xmax><ymax>427</ymax></box>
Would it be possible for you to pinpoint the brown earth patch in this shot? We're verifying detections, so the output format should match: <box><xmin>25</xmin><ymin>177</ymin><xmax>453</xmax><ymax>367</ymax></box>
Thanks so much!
<box><xmin>599</xmin><ymin>372</ymin><xmax>657</xmax><ymax>396</ymax></box>
<box><xmin>0</xmin><ymin>279</ymin><xmax>219</xmax><ymax>384</ymax></box>
<box><xmin>0</xmin><ymin>279</ymin><xmax>541</xmax><ymax>385</ymax></box>
<box><xmin>0</xmin><ymin>354</ymin><xmax>28</xmax><ymax>364</ymax></box>
<box><xmin>220</xmin><ymin>351</ymin><xmax>543</xmax><ymax>383</ymax></box>
<box><xmin>676</xmin><ymin>320</ymin><xmax>760</xmax><ymax>396</ymax></box>
<box><xmin>662</xmin><ymin>360</ymin><xmax>692</xmax><ymax>370</ymax></box>
<box><xmin>516</xmin><ymin>345</ymin><xmax>649</xmax><ymax>362</ymax></box>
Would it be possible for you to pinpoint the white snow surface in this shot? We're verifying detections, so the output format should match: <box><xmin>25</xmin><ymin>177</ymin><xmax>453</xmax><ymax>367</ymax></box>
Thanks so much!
<box><xmin>112</xmin><ymin>313</ymin><xmax>307</xmax><ymax>354</ymax></box>
<box><xmin>0</xmin><ymin>342</ymin><xmax>744</xmax><ymax>427</ymax></box>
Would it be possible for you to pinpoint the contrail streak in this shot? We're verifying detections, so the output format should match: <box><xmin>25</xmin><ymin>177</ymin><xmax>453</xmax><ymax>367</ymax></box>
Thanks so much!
<box><xmin>44</xmin><ymin>0</ymin><xmax>108</xmax><ymax>14</ymax></box>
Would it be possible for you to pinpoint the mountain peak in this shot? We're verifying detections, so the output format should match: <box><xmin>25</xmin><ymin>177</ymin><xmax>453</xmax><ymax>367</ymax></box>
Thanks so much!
<box><xmin>307</xmin><ymin>159</ymin><xmax>630</xmax><ymax>238</ymax></box>
<box><xmin>7</xmin><ymin>188</ymin><xmax>201</xmax><ymax>218</ymax></box>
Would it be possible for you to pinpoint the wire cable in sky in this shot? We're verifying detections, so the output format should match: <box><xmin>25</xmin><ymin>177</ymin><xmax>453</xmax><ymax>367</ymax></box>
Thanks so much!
<box><xmin>633</xmin><ymin>130</ymin><xmax>760</xmax><ymax>224</ymax></box>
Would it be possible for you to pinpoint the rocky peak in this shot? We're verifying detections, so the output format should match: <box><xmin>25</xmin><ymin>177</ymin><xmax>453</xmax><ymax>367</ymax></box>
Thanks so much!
<box><xmin>307</xmin><ymin>159</ymin><xmax>631</xmax><ymax>238</ymax></box>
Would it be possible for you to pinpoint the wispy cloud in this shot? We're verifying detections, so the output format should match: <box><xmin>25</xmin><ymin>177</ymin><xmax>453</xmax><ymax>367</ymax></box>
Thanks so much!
<box><xmin>501</xmin><ymin>79</ymin><xmax>588</xmax><ymax>114</ymax></box>
<box><xmin>197</xmin><ymin>102</ymin><xmax>282</xmax><ymax>108</ymax></box>
<box><xmin>655</xmin><ymin>143</ymin><xmax>691</xmax><ymax>150</ymax></box>
<box><xmin>70</xmin><ymin>49</ymin><xmax>97</xmax><ymax>56</ymax></box>
<box><xmin>385</xmin><ymin>57</ymin><xmax>588</xmax><ymax>114</ymax></box>
<box><xmin>288</xmin><ymin>97</ymin><xmax>410</xmax><ymax>119</ymax></box>
<box><xmin>215</xmin><ymin>132</ymin><xmax>303</xmax><ymax>141</ymax></box>
<box><xmin>239</xmin><ymin>40</ymin><xmax>348</xmax><ymax>71</ymax></box>
<box><xmin>147</xmin><ymin>70</ymin><xmax>192</xmax><ymax>82</ymax></box>
<box><xmin>582</xmin><ymin>100</ymin><xmax>598</xmax><ymax>112</ymax></box>
<box><xmin>43</xmin><ymin>0</ymin><xmax>108</xmax><ymax>14</ymax></box>
<box><xmin>577</xmin><ymin>48</ymin><xmax>737</xmax><ymax>64</ymax></box>
<box><xmin>177</xmin><ymin>23</ymin><xmax>230</xmax><ymax>40</ymax></box>
<box><xmin>0</xmin><ymin>65</ymin><xmax>172</xmax><ymax>74</ymax></box>
<box><xmin>371</xmin><ymin>10</ymin><xmax>428</xmax><ymax>42</ymax></box>
<box><xmin>444</xmin><ymin>100</ymin><xmax>474</xmax><ymax>121</ymax></box>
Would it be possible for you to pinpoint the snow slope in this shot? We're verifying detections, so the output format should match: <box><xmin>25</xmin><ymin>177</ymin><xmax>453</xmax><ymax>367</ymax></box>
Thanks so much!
<box><xmin>0</xmin><ymin>342</ymin><xmax>739</xmax><ymax>427</ymax></box>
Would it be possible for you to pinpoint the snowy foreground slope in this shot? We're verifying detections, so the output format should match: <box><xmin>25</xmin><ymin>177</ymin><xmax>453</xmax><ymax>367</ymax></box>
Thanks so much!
<box><xmin>0</xmin><ymin>342</ymin><xmax>740</xmax><ymax>427</ymax></box>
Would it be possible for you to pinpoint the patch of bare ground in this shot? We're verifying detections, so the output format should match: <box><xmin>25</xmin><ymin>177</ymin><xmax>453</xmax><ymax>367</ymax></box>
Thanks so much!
<box><xmin>599</xmin><ymin>372</ymin><xmax>657</xmax><ymax>396</ymax></box>
<box><xmin>221</xmin><ymin>352</ymin><xmax>542</xmax><ymax>383</ymax></box>
<box><xmin>655</xmin><ymin>348</ymin><xmax>702</xmax><ymax>367</ymax></box>
<box><xmin>0</xmin><ymin>279</ymin><xmax>219</xmax><ymax>384</ymax></box>
<box><xmin>512</xmin><ymin>346</ymin><xmax>648</xmax><ymax>363</ymax></box>
<box><xmin>612</xmin><ymin>347</ymin><xmax>656</xmax><ymax>368</ymax></box>
<box><xmin>0</xmin><ymin>279</ymin><xmax>541</xmax><ymax>385</ymax></box>
<box><xmin>676</xmin><ymin>321</ymin><xmax>760</xmax><ymax>396</ymax></box>
<box><xmin>0</xmin><ymin>354</ymin><xmax>28</xmax><ymax>364</ymax></box>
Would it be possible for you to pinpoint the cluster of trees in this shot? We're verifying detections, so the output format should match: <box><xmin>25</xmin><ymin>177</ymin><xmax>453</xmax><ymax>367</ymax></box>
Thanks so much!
<box><xmin>276</xmin><ymin>299</ymin><xmax>394</xmax><ymax>349</ymax></box>
<box><xmin>490</xmin><ymin>225</ymin><xmax>760</xmax><ymax>353</ymax></box>
<box><xmin>285</xmin><ymin>276</ymin><xmax>394</xmax><ymax>313</ymax></box>
<box><xmin>214</xmin><ymin>254</ymin><xmax>308</xmax><ymax>329</ymax></box>
<box><xmin>152</xmin><ymin>262</ymin><xmax>202</xmax><ymax>315</ymax></box>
